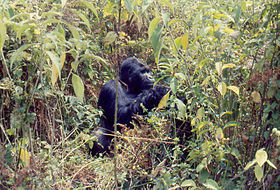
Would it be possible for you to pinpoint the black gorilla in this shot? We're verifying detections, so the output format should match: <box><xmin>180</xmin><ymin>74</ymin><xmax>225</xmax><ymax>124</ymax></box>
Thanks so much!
<box><xmin>92</xmin><ymin>57</ymin><xmax>168</xmax><ymax>154</ymax></box>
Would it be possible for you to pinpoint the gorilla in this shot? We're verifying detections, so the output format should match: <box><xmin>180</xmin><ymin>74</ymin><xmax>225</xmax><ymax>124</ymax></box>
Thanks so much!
<box><xmin>92</xmin><ymin>57</ymin><xmax>169</xmax><ymax>155</ymax></box>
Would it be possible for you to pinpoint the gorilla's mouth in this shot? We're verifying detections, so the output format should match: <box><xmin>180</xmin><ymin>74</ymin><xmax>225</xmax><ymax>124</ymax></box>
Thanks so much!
<box><xmin>143</xmin><ymin>82</ymin><xmax>154</xmax><ymax>89</ymax></box>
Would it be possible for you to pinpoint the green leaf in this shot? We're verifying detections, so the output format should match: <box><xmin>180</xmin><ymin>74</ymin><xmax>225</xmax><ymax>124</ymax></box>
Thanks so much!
<box><xmin>224</xmin><ymin>121</ymin><xmax>238</xmax><ymax>129</ymax></box>
<box><xmin>202</xmin><ymin>76</ymin><xmax>211</xmax><ymax>86</ymax></box>
<box><xmin>19</xmin><ymin>148</ymin><xmax>30</xmax><ymax>167</ymax></box>
<box><xmin>244</xmin><ymin>159</ymin><xmax>256</xmax><ymax>170</ymax></box>
<box><xmin>181</xmin><ymin>179</ymin><xmax>196</xmax><ymax>187</ymax></box>
<box><xmin>0</xmin><ymin>22</ymin><xmax>6</xmax><ymax>50</ymax></box>
<box><xmin>46</xmin><ymin>50</ymin><xmax>61</xmax><ymax>73</ymax></box>
<box><xmin>266</xmin><ymin>160</ymin><xmax>277</xmax><ymax>170</ymax></box>
<box><xmin>71</xmin><ymin>9</ymin><xmax>91</xmax><ymax>32</ymax></box>
<box><xmin>46</xmin><ymin>51</ymin><xmax>62</xmax><ymax>86</ymax></box>
<box><xmin>251</xmin><ymin>91</ymin><xmax>261</xmax><ymax>103</ymax></box>
<box><xmin>158</xmin><ymin>91</ymin><xmax>170</xmax><ymax>109</ymax></box>
<box><xmin>104</xmin><ymin>31</ymin><xmax>118</xmax><ymax>45</ymax></box>
<box><xmin>182</xmin><ymin>32</ymin><xmax>188</xmax><ymax>50</ymax></box>
<box><xmin>174</xmin><ymin>98</ymin><xmax>186</xmax><ymax>119</ymax></box>
<box><xmin>222</xmin><ymin>63</ymin><xmax>236</xmax><ymax>70</ymax></box>
<box><xmin>254</xmin><ymin>164</ymin><xmax>263</xmax><ymax>182</ymax></box>
<box><xmin>217</xmin><ymin>82</ymin><xmax>227</xmax><ymax>97</ymax></box>
<box><xmin>196</xmin><ymin>107</ymin><xmax>205</xmax><ymax>121</ymax></box>
<box><xmin>43</xmin><ymin>19</ymin><xmax>62</xmax><ymax>28</ymax></box>
<box><xmin>215</xmin><ymin>62</ymin><xmax>223</xmax><ymax>76</ymax></box>
<box><xmin>123</xmin><ymin>0</ymin><xmax>133</xmax><ymax>12</ymax></box>
<box><xmin>151</xmin><ymin>25</ymin><xmax>163</xmax><ymax>63</ymax></box>
<box><xmin>227</xmin><ymin>86</ymin><xmax>239</xmax><ymax>96</ymax></box>
<box><xmin>196</xmin><ymin>121</ymin><xmax>208</xmax><ymax>131</ymax></box>
<box><xmin>66</xmin><ymin>23</ymin><xmax>80</xmax><ymax>40</ymax></box>
<box><xmin>215</xmin><ymin>127</ymin><xmax>224</xmax><ymax>141</ymax></box>
<box><xmin>234</xmin><ymin>5</ymin><xmax>241</xmax><ymax>24</ymax></box>
<box><xmin>255</xmin><ymin>149</ymin><xmax>267</xmax><ymax>167</ymax></box>
<box><xmin>168</xmin><ymin>19</ymin><xmax>184</xmax><ymax>27</ymax></box>
<box><xmin>203</xmin><ymin>179</ymin><xmax>220</xmax><ymax>190</ymax></box>
<box><xmin>80</xmin><ymin>0</ymin><xmax>99</xmax><ymax>21</ymax></box>
<box><xmin>72</xmin><ymin>74</ymin><xmax>84</xmax><ymax>101</ymax></box>
<box><xmin>174</xmin><ymin>37</ymin><xmax>182</xmax><ymax>49</ymax></box>
<box><xmin>10</xmin><ymin>44</ymin><xmax>32</xmax><ymax>69</ymax></box>
<box><xmin>148</xmin><ymin>17</ymin><xmax>161</xmax><ymax>39</ymax></box>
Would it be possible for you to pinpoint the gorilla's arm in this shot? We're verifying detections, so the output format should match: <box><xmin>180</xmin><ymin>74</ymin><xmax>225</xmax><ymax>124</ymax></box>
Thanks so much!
<box><xmin>98</xmin><ymin>81</ymin><xmax>168</xmax><ymax>127</ymax></box>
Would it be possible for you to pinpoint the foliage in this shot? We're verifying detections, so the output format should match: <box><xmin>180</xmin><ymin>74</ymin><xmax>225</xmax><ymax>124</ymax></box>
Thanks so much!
<box><xmin>0</xmin><ymin>0</ymin><xmax>279</xmax><ymax>189</ymax></box>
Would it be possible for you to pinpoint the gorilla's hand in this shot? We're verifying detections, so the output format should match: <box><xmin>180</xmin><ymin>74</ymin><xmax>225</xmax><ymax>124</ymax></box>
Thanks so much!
<box><xmin>140</xmin><ymin>86</ymin><xmax>169</xmax><ymax>110</ymax></box>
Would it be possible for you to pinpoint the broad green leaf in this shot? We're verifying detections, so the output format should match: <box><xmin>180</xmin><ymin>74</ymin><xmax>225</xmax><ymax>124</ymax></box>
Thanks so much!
<box><xmin>158</xmin><ymin>91</ymin><xmax>170</xmax><ymax>109</ymax></box>
<box><xmin>159</xmin><ymin>0</ymin><xmax>174</xmax><ymax>12</ymax></box>
<box><xmin>151</xmin><ymin>25</ymin><xmax>163</xmax><ymax>63</ymax></box>
<box><xmin>251</xmin><ymin>91</ymin><xmax>261</xmax><ymax>103</ymax></box>
<box><xmin>148</xmin><ymin>17</ymin><xmax>160</xmax><ymax>39</ymax></box>
<box><xmin>16</xmin><ymin>24</ymin><xmax>33</xmax><ymax>40</ymax></box>
<box><xmin>215</xmin><ymin>127</ymin><xmax>224</xmax><ymax>141</ymax></box>
<box><xmin>196</xmin><ymin>107</ymin><xmax>204</xmax><ymax>121</ymax></box>
<box><xmin>196</xmin><ymin>163</ymin><xmax>205</xmax><ymax>173</ymax></box>
<box><xmin>214</xmin><ymin>12</ymin><xmax>228</xmax><ymax>19</ymax></box>
<box><xmin>123</xmin><ymin>0</ymin><xmax>133</xmax><ymax>12</ymax></box>
<box><xmin>72</xmin><ymin>74</ymin><xmax>84</xmax><ymax>101</ymax></box>
<box><xmin>10</xmin><ymin>44</ymin><xmax>32</xmax><ymax>68</ymax></box>
<box><xmin>80</xmin><ymin>0</ymin><xmax>99</xmax><ymax>21</ymax></box>
<box><xmin>174</xmin><ymin>73</ymin><xmax>186</xmax><ymax>80</ymax></box>
<box><xmin>234</xmin><ymin>5</ymin><xmax>241</xmax><ymax>24</ymax></box>
<box><xmin>254</xmin><ymin>164</ymin><xmax>263</xmax><ymax>182</ymax></box>
<box><xmin>20</xmin><ymin>148</ymin><xmax>30</xmax><ymax>167</ymax></box>
<box><xmin>46</xmin><ymin>51</ymin><xmax>61</xmax><ymax>81</ymax></box>
<box><xmin>182</xmin><ymin>32</ymin><xmax>189</xmax><ymax>50</ymax></box>
<box><xmin>217</xmin><ymin>82</ymin><xmax>227</xmax><ymax>97</ymax></box>
<box><xmin>224</xmin><ymin>27</ymin><xmax>234</xmax><ymax>34</ymax></box>
<box><xmin>10</xmin><ymin>13</ymin><xmax>30</xmax><ymax>21</ymax></box>
<box><xmin>191</xmin><ymin>118</ymin><xmax>196</xmax><ymax>127</ymax></box>
<box><xmin>227</xmin><ymin>86</ymin><xmax>239</xmax><ymax>96</ymax></box>
<box><xmin>50</xmin><ymin>50</ymin><xmax>66</xmax><ymax>86</ymax></box>
<box><xmin>181</xmin><ymin>179</ymin><xmax>196</xmax><ymax>187</ymax></box>
<box><xmin>170</xmin><ymin>78</ymin><xmax>178</xmax><ymax>93</ymax></box>
<box><xmin>66</xmin><ymin>24</ymin><xmax>80</xmax><ymax>40</ymax></box>
<box><xmin>51</xmin><ymin>62</ymin><xmax>59</xmax><ymax>87</ymax></box>
<box><xmin>43</xmin><ymin>19</ymin><xmax>62</xmax><ymax>28</ymax></box>
<box><xmin>197</xmin><ymin>121</ymin><xmax>208</xmax><ymax>131</ymax></box>
<box><xmin>41</xmin><ymin>11</ymin><xmax>63</xmax><ymax>18</ymax></box>
<box><xmin>104</xmin><ymin>31</ymin><xmax>117</xmax><ymax>45</ymax></box>
<box><xmin>203</xmin><ymin>179</ymin><xmax>220</xmax><ymax>190</ymax></box>
<box><xmin>267</xmin><ymin>160</ymin><xmax>277</xmax><ymax>169</ymax></box>
<box><xmin>231</xmin><ymin>147</ymin><xmax>241</xmax><ymax>159</ymax></box>
<box><xmin>202</xmin><ymin>76</ymin><xmax>211</xmax><ymax>86</ymax></box>
<box><xmin>71</xmin><ymin>9</ymin><xmax>91</xmax><ymax>32</ymax></box>
<box><xmin>215</xmin><ymin>62</ymin><xmax>223</xmax><ymax>76</ymax></box>
<box><xmin>244</xmin><ymin>159</ymin><xmax>256</xmax><ymax>170</ymax></box>
<box><xmin>174</xmin><ymin>98</ymin><xmax>186</xmax><ymax>119</ymax></box>
<box><xmin>174</xmin><ymin>37</ymin><xmax>182</xmax><ymax>49</ymax></box>
<box><xmin>255</xmin><ymin>149</ymin><xmax>267</xmax><ymax>167</ymax></box>
<box><xmin>162</xmin><ymin>12</ymin><xmax>169</xmax><ymax>26</ymax></box>
<box><xmin>222</xmin><ymin>63</ymin><xmax>236</xmax><ymax>70</ymax></box>
<box><xmin>168</xmin><ymin>19</ymin><xmax>184</xmax><ymax>27</ymax></box>
<box><xmin>0</xmin><ymin>22</ymin><xmax>6</xmax><ymax>50</ymax></box>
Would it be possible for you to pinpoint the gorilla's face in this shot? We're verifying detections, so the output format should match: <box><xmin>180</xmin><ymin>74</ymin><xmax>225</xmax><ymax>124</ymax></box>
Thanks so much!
<box><xmin>137</xmin><ymin>66</ymin><xmax>155</xmax><ymax>89</ymax></box>
<box><xmin>120</xmin><ymin>58</ymin><xmax>155</xmax><ymax>93</ymax></box>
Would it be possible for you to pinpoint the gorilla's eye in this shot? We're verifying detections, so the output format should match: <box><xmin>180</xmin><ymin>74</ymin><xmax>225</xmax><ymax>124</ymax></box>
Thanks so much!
<box><xmin>140</xmin><ymin>68</ymin><xmax>149</xmax><ymax>74</ymax></box>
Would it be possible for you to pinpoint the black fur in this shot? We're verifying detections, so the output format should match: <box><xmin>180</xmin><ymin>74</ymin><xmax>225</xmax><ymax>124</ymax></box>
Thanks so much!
<box><xmin>92</xmin><ymin>57</ymin><xmax>168</xmax><ymax>155</ymax></box>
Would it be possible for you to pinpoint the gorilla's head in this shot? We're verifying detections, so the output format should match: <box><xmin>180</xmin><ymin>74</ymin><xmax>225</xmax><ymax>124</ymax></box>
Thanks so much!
<box><xmin>120</xmin><ymin>57</ymin><xmax>155</xmax><ymax>93</ymax></box>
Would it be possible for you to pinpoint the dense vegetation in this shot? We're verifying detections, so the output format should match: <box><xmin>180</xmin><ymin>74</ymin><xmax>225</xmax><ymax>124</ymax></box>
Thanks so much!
<box><xmin>0</xmin><ymin>0</ymin><xmax>279</xmax><ymax>189</ymax></box>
